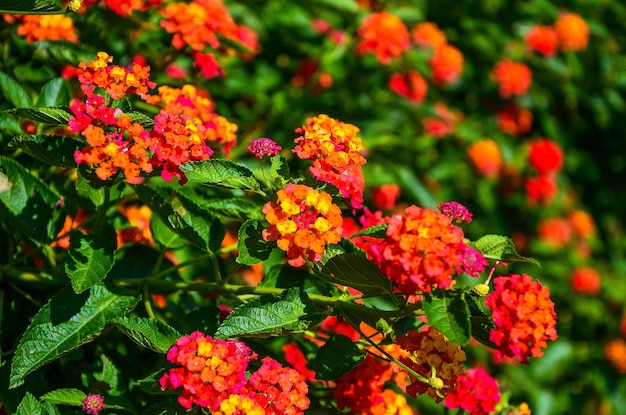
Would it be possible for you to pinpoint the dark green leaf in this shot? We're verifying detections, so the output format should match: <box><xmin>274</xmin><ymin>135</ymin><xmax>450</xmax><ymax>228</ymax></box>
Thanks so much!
<box><xmin>37</xmin><ymin>78</ymin><xmax>69</xmax><ymax>107</ymax></box>
<box><xmin>184</xmin><ymin>305</ymin><xmax>220</xmax><ymax>335</ymax></box>
<box><xmin>311</xmin><ymin>334</ymin><xmax>364</xmax><ymax>380</ymax></box>
<box><xmin>16</xmin><ymin>392</ymin><xmax>43</xmax><ymax>415</ymax></box>
<box><xmin>0</xmin><ymin>72</ymin><xmax>32</xmax><ymax>108</ymax></box>
<box><xmin>12</xmin><ymin>135</ymin><xmax>79</xmax><ymax>167</ymax></box>
<box><xmin>112</xmin><ymin>316</ymin><xmax>180</xmax><ymax>353</ymax></box>
<box><xmin>102</xmin><ymin>395</ymin><xmax>137</xmax><ymax>414</ymax></box>
<box><xmin>423</xmin><ymin>290</ymin><xmax>471</xmax><ymax>346</ymax></box>
<box><xmin>133</xmin><ymin>370</ymin><xmax>168</xmax><ymax>395</ymax></box>
<box><xmin>9</xmin><ymin>283</ymin><xmax>139</xmax><ymax>388</ymax></box>
<box><xmin>466</xmin><ymin>295</ymin><xmax>497</xmax><ymax>349</ymax></box>
<box><xmin>351</xmin><ymin>223</ymin><xmax>389</xmax><ymax>238</ymax></box>
<box><xmin>468</xmin><ymin>234</ymin><xmax>540</xmax><ymax>267</ymax></box>
<box><xmin>75</xmin><ymin>167</ymin><xmax>125</xmax><ymax>207</ymax></box>
<box><xmin>202</xmin><ymin>198</ymin><xmax>264</xmax><ymax>221</ymax></box>
<box><xmin>0</xmin><ymin>0</ymin><xmax>67</xmax><ymax>14</ymax></box>
<box><xmin>40</xmin><ymin>389</ymin><xmax>86</xmax><ymax>406</ymax></box>
<box><xmin>98</xmin><ymin>355</ymin><xmax>123</xmax><ymax>394</ymax></box>
<box><xmin>236</xmin><ymin>219</ymin><xmax>275</xmax><ymax>265</ymax></box>
<box><xmin>179</xmin><ymin>159</ymin><xmax>261</xmax><ymax>192</ymax></box>
<box><xmin>4</xmin><ymin>107</ymin><xmax>71</xmax><ymax>125</ymax></box>
<box><xmin>319</xmin><ymin>253</ymin><xmax>393</xmax><ymax>297</ymax></box>
<box><xmin>142</xmin><ymin>401</ymin><xmax>190</xmax><ymax>415</ymax></box>
<box><xmin>63</xmin><ymin>226</ymin><xmax>117</xmax><ymax>293</ymax></box>
<box><xmin>0</xmin><ymin>155</ymin><xmax>60</xmax><ymax>242</ymax></box>
<box><xmin>215</xmin><ymin>287</ymin><xmax>323</xmax><ymax>339</ymax></box>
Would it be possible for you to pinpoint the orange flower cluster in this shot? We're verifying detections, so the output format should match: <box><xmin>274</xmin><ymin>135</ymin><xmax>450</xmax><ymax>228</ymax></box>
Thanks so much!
<box><xmin>6</xmin><ymin>14</ymin><xmax>79</xmax><ymax>44</ymax></box>
<box><xmin>524</xmin><ymin>174</ymin><xmax>557</xmax><ymax>205</ymax></box>
<box><xmin>536</xmin><ymin>210</ymin><xmax>595</xmax><ymax>256</ymax></box>
<box><xmin>356</xmin><ymin>11</ymin><xmax>410</xmax><ymax>64</ymax></box>
<box><xmin>116</xmin><ymin>204</ymin><xmax>153</xmax><ymax>247</ymax></box>
<box><xmin>605</xmin><ymin>339</ymin><xmax>626</xmax><ymax>374</ymax></box>
<box><xmin>411</xmin><ymin>22</ymin><xmax>447</xmax><ymax>50</ymax></box>
<box><xmin>389</xmin><ymin>71</ymin><xmax>428</xmax><ymax>104</ymax></box>
<box><xmin>160</xmin><ymin>332</ymin><xmax>309</xmax><ymax>413</ymax></box>
<box><xmin>262</xmin><ymin>184</ymin><xmax>343</xmax><ymax>267</ymax></box>
<box><xmin>334</xmin><ymin>354</ymin><xmax>415</xmax><ymax>415</ymax></box>
<box><xmin>568</xmin><ymin>209</ymin><xmax>595</xmax><ymax>239</ymax></box>
<box><xmin>485</xmin><ymin>274</ymin><xmax>558</xmax><ymax>363</ymax></box>
<box><xmin>398</xmin><ymin>329</ymin><xmax>466</xmax><ymax>402</ymax></box>
<box><xmin>570</xmin><ymin>266</ymin><xmax>601</xmax><ymax>295</ymax></box>
<box><xmin>525</xmin><ymin>25</ymin><xmax>559</xmax><ymax>57</ymax></box>
<box><xmin>491</xmin><ymin>59</ymin><xmax>532</xmax><ymax>98</ymax></box>
<box><xmin>537</xmin><ymin>217</ymin><xmax>572</xmax><ymax>248</ymax></box>
<box><xmin>467</xmin><ymin>139</ymin><xmax>502</xmax><ymax>178</ymax></box>
<box><xmin>371</xmin><ymin>184</ymin><xmax>401</xmax><ymax>211</ymax></box>
<box><xmin>555</xmin><ymin>12</ymin><xmax>589</xmax><ymax>52</ymax></box>
<box><xmin>496</xmin><ymin>104</ymin><xmax>533</xmax><ymax>136</ymax></box>
<box><xmin>148</xmin><ymin>84</ymin><xmax>237</xmax><ymax>154</ymax></box>
<box><xmin>412</xmin><ymin>22</ymin><xmax>463</xmax><ymax>85</ymax></box>
<box><xmin>363</xmin><ymin>205</ymin><xmax>468</xmax><ymax>295</ymax></box>
<box><xmin>293</xmin><ymin>114</ymin><xmax>366</xmax><ymax>209</ymax></box>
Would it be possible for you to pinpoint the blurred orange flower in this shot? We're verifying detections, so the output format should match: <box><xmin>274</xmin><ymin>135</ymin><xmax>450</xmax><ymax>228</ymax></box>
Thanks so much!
<box><xmin>570</xmin><ymin>266</ymin><xmax>601</xmax><ymax>295</ymax></box>
<box><xmin>605</xmin><ymin>339</ymin><xmax>626</xmax><ymax>373</ymax></box>
<box><xmin>12</xmin><ymin>14</ymin><xmax>79</xmax><ymax>44</ymax></box>
<box><xmin>537</xmin><ymin>217</ymin><xmax>571</xmax><ymax>247</ymax></box>
<box><xmin>496</xmin><ymin>104</ymin><xmax>533</xmax><ymax>136</ymax></box>
<box><xmin>568</xmin><ymin>209</ymin><xmax>595</xmax><ymax>239</ymax></box>
<box><xmin>556</xmin><ymin>12</ymin><xmax>589</xmax><ymax>51</ymax></box>
<box><xmin>356</xmin><ymin>11</ymin><xmax>410</xmax><ymax>64</ymax></box>
<box><xmin>389</xmin><ymin>71</ymin><xmax>428</xmax><ymax>103</ymax></box>
<box><xmin>491</xmin><ymin>60</ymin><xmax>532</xmax><ymax>98</ymax></box>
<box><xmin>411</xmin><ymin>22</ymin><xmax>447</xmax><ymax>49</ymax></box>
<box><xmin>467</xmin><ymin>139</ymin><xmax>502</xmax><ymax>178</ymax></box>
<box><xmin>431</xmin><ymin>44</ymin><xmax>464</xmax><ymax>84</ymax></box>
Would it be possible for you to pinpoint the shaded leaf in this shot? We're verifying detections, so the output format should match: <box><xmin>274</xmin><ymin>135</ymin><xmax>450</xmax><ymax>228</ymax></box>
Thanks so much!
<box><xmin>64</xmin><ymin>226</ymin><xmax>117</xmax><ymax>293</ymax></box>
<box><xmin>0</xmin><ymin>72</ymin><xmax>32</xmax><ymax>108</ymax></box>
<box><xmin>150</xmin><ymin>214</ymin><xmax>186</xmax><ymax>249</ymax></box>
<box><xmin>16</xmin><ymin>392</ymin><xmax>44</xmax><ymax>415</ymax></box>
<box><xmin>0</xmin><ymin>0</ymin><xmax>67</xmax><ymax>14</ymax></box>
<box><xmin>466</xmin><ymin>294</ymin><xmax>497</xmax><ymax>349</ymax></box>
<box><xmin>319</xmin><ymin>253</ymin><xmax>393</xmax><ymax>297</ymax></box>
<box><xmin>40</xmin><ymin>388</ymin><xmax>86</xmax><ymax>406</ymax></box>
<box><xmin>179</xmin><ymin>159</ymin><xmax>261</xmax><ymax>192</ymax></box>
<box><xmin>12</xmin><ymin>135</ymin><xmax>79</xmax><ymax>167</ymax></box>
<box><xmin>468</xmin><ymin>234</ymin><xmax>540</xmax><ymax>267</ymax></box>
<box><xmin>423</xmin><ymin>290</ymin><xmax>471</xmax><ymax>346</ymax></box>
<box><xmin>5</xmin><ymin>107</ymin><xmax>71</xmax><ymax>125</ymax></box>
<box><xmin>112</xmin><ymin>316</ymin><xmax>180</xmax><ymax>353</ymax></box>
<box><xmin>215</xmin><ymin>288</ymin><xmax>323</xmax><ymax>338</ymax></box>
<box><xmin>9</xmin><ymin>283</ymin><xmax>139</xmax><ymax>388</ymax></box>
<box><xmin>236</xmin><ymin>219</ymin><xmax>275</xmax><ymax>265</ymax></box>
<box><xmin>311</xmin><ymin>334</ymin><xmax>364</xmax><ymax>380</ymax></box>
<box><xmin>37</xmin><ymin>78</ymin><xmax>69</xmax><ymax>107</ymax></box>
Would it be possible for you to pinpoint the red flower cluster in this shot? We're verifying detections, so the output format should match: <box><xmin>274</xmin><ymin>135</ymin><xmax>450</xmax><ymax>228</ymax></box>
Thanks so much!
<box><xmin>524</xmin><ymin>174</ymin><xmax>558</xmax><ymax>205</ymax></box>
<box><xmin>423</xmin><ymin>102</ymin><xmax>460</xmax><ymax>138</ymax></box>
<box><xmin>333</xmin><ymin>353</ymin><xmax>414</xmax><ymax>415</ymax></box>
<box><xmin>262</xmin><ymin>184</ymin><xmax>343</xmax><ymax>267</ymax></box>
<box><xmin>570</xmin><ymin>266</ymin><xmax>601</xmax><ymax>295</ymax></box>
<box><xmin>293</xmin><ymin>114</ymin><xmax>366</xmax><ymax>209</ymax></box>
<box><xmin>160</xmin><ymin>332</ymin><xmax>309</xmax><ymax>413</ymax></box>
<box><xmin>537</xmin><ymin>217</ymin><xmax>572</xmax><ymax>248</ymax></box>
<box><xmin>398</xmin><ymin>329</ymin><xmax>466</xmax><ymax>402</ymax></box>
<box><xmin>491</xmin><ymin>59</ymin><xmax>532</xmax><ymax>98</ymax></box>
<box><xmin>371</xmin><ymin>184</ymin><xmax>401</xmax><ymax>211</ymax></box>
<box><xmin>359</xmin><ymin>205</ymin><xmax>471</xmax><ymax>295</ymax></box>
<box><xmin>525</xmin><ymin>25</ymin><xmax>559</xmax><ymax>56</ymax></box>
<box><xmin>496</xmin><ymin>104</ymin><xmax>533</xmax><ymax>136</ymax></box>
<box><xmin>412</xmin><ymin>22</ymin><xmax>464</xmax><ymax>85</ymax></box>
<box><xmin>444</xmin><ymin>368</ymin><xmax>501</xmax><ymax>415</ymax></box>
<box><xmin>467</xmin><ymin>139</ymin><xmax>502</xmax><ymax>178</ymax></box>
<box><xmin>356</xmin><ymin>11</ymin><xmax>410</xmax><ymax>64</ymax></box>
<box><xmin>485</xmin><ymin>274</ymin><xmax>558</xmax><ymax>363</ymax></box>
<box><xmin>389</xmin><ymin>71</ymin><xmax>428</xmax><ymax>104</ymax></box>
<box><xmin>100</xmin><ymin>0</ymin><xmax>162</xmax><ymax>15</ymax></box>
<box><xmin>528</xmin><ymin>138</ymin><xmax>564</xmax><ymax>174</ymax></box>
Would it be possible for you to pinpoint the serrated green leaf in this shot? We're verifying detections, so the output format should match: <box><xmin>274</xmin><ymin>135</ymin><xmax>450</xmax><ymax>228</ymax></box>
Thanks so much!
<box><xmin>112</xmin><ymin>316</ymin><xmax>180</xmax><ymax>353</ymax></box>
<box><xmin>103</xmin><ymin>395</ymin><xmax>137</xmax><ymax>414</ymax></box>
<box><xmin>179</xmin><ymin>159</ymin><xmax>261</xmax><ymax>192</ymax></box>
<box><xmin>319</xmin><ymin>253</ymin><xmax>393</xmax><ymax>297</ymax></box>
<box><xmin>0</xmin><ymin>155</ymin><xmax>60</xmax><ymax>242</ymax></box>
<box><xmin>75</xmin><ymin>166</ymin><xmax>125</xmax><ymax>207</ymax></box>
<box><xmin>0</xmin><ymin>0</ymin><xmax>67</xmax><ymax>14</ymax></box>
<box><xmin>64</xmin><ymin>226</ymin><xmax>117</xmax><ymax>293</ymax></box>
<box><xmin>98</xmin><ymin>355</ymin><xmax>122</xmax><ymax>393</ymax></box>
<box><xmin>133</xmin><ymin>370</ymin><xmax>169</xmax><ymax>395</ymax></box>
<box><xmin>150</xmin><ymin>214</ymin><xmax>186</xmax><ymax>249</ymax></box>
<box><xmin>423</xmin><ymin>290</ymin><xmax>471</xmax><ymax>346</ymax></box>
<box><xmin>468</xmin><ymin>234</ymin><xmax>540</xmax><ymax>267</ymax></box>
<box><xmin>125</xmin><ymin>111</ymin><xmax>154</xmax><ymax>129</ymax></box>
<box><xmin>236</xmin><ymin>219</ymin><xmax>275</xmax><ymax>265</ymax></box>
<box><xmin>215</xmin><ymin>288</ymin><xmax>323</xmax><ymax>339</ymax></box>
<box><xmin>202</xmin><ymin>198</ymin><xmax>264</xmax><ymax>221</ymax></box>
<box><xmin>0</xmin><ymin>72</ymin><xmax>32</xmax><ymax>108</ymax></box>
<box><xmin>134</xmin><ymin>184</ymin><xmax>224</xmax><ymax>252</ymax></box>
<box><xmin>37</xmin><ymin>78</ymin><xmax>69</xmax><ymax>107</ymax></box>
<box><xmin>40</xmin><ymin>389</ymin><xmax>86</xmax><ymax>406</ymax></box>
<box><xmin>16</xmin><ymin>392</ymin><xmax>43</xmax><ymax>415</ymax></box>
<box><xmin>269</xmin><ymin>155</ymin><xmax>289</xmax><ymax>189</ymax></box>
<box><xmin>12</xmin><ymin>135</ymin><xmax>79</xmax><ymax>167</ymax></box>
<box><xmin>5</xmin><ymin>107</ymin><xmax>71</xmax><ymax>125</ymax></box>
<box><xmin>311</xmin><ymin>334</ymin><xmax>364</xmax><ymax>380</ymax></box>
<box><xmin>351</xmin><ymin>223</ymin><xmax>389</xmax><ymax>238</ymax></box>
<box><xmin>9</xmin><ymin>283</ymin><xmax>139</xmax><ymax>388</ymax></box>
<box><xmin>466</xmin><ymin>295</ymin><xmax>497</xmax><ymax>349</ymax></box>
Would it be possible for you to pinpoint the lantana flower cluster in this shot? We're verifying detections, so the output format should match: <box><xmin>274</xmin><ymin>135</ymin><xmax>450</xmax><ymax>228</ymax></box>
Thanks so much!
<box><xmin>293</xmin><ymin>114</ymin><xmax>366</xmax><ymax>209</ymax></box>
<box><xmin>485</xmin><ymin>273</ymin><xmax>558</xmax><ymax>363</ymax></box>
<box><xmin>262</xmin><ymin>183</ymin><xmax>343</xmax><ymax>267</ymax></box>
<box><xmin>525</xmin><ymin>11</ymin><xmax>589</xmax><ymax>55</ymax></box>
<box><xmin>159</xmin><ymin>332</ymin><xmax>309</xmax><ymax>414</ymax></box>
<box><xmin>3</xmin><ymin>14</ymin><xmax>79</xmax><ymax>43</ymax></box>
<box><xmin>443</xmin><ymin>367</ymin><xmax>501</xmax><ymax>415</ymax></box>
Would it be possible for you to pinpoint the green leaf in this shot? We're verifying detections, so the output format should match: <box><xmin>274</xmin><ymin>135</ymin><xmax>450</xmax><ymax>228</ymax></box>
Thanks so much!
<box><xmin>133</xmin><ymin>370</ymin><xmax>168</xmax><ymax>395</ymax></box>
<box><xmin>112</xmin><ymin>316</ymin><xmax>180</xmax><ymax>353</ymax></box>
<box><xmin>97</xmin><ymin>355</ymin><xmax>122</xmax><ymax>393</ymax></box>
<box><xmin>12</xmin><ymin>135</ymin><xmax>79</xmax><ymax>167</ymax></box>
<box><xmin>9</xmin><ymin>283</ymin><xmax>139</xmax><ymax>388</ymax></box>
<box><xmin>311</xmin><ymin>334</ymin><xmax>364</xmax><ymax>380</ymax></box>
<box><xmin>103</xmin><ymin>395</ymin><xmax>137</xmax><ymax>414</ymax></box>
<box><xmin>40</xmin><ymin>388</ymin><xmax>86</xmax><ymax>406</ymax></box>
<box><xmin>311</xmin><ymin>0</ymin><xmax>359</xmax><ymax>13</ymax></box>
<box><xmin>351</xmin><ymin>223</ymin><xmax>389</xmax><ymax>238</ymax></box>
<box><xmin>0</xmin><ymin>72</ymin><xmax>32</xmax><ymax>108</ymax></box>
<box><xmin>37</xmin><ymin>78</ymin><xmax>69</xmax><ymax>107</ymax></box>
<box><xmin>64</xmin><ymin>226</ymin><xmax>117</xmax><ymax>294</ymax></box>
<box><xmin>269</xmin><ymin>155</ymin><xmax>289</xmax><ymax>189</ymax></box>
<box><xmin>4</xmin><ymin>107</ymin><xmax>71</xmax><ymax>125</ymax></box>
<box><xmin>236</xmin><ymin>219</ymin><xmax>275</xmax><ymax>265</ymax></box>
<box><xmin>203</xmin><ymin>198</ymin><xmax>264</xmax><ymax>221</ymax></box>
<box><xmin>179</xmin><ymin>159</ymin><xmax>261</xmax><ymax>192</ymax></box>
<box><xmin>215</xmin><ymin>287</ymin><xmax>323</xmax><ymax>339</ymax></box>
<box><xmin>134</xmin><ymin>184</ymin><xmax>225</xmax><ymax>252</ymax></box>
<box><xmin>468</xmin><ymin>234</ymin><xmax>540</xmax><ymax>267</ymax></box>
<box><xmin>423</xmin><ymin>290</ymin><xmax>471</xmax><ymax>346</ymax></box>
<box><xmin>75</xmin><ymin>166</ymin><xmax>125</xmax><ymax>207</ymax></box>
<box><xmin>150</xmin><ymin>214</ymin><xmax>186</xmax><ymax>249</ymax></box>
<box><xmin>125</xmin><ymin>111</ymin><xmax>154</xmax><ymax>129</ymax></box>
<box><xmin>466</xmin><ymin>294</ymin><xmax>497</xmax><ymax>349</ymax></box>
<box><xmin>0</xmin><ymin>0</ymin><xmax>67</xmax><ymax>14</ymax></box>
<box><xmin>0</xmin><ymin>155</ymin><xmax>60</xmax><ymax>242</ymax></box>
<box><xmin>319</xmin><ymin>253</ymin><xmax>393</xmax><ymax>297</ymax></box>
<box><xmin>16</xmin><ymin>392</ymin><xmax>44</xmax><ymax>415</ymax></box>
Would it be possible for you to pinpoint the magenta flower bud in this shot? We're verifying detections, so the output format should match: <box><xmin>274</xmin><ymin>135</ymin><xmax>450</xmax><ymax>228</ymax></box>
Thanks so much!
<box><xmin>247</xmin><ymin>137</ymin><xmax>282</xmax><ymax>159</ymax></box>
<box><xmin>82</xmin><ymin>394</ymin><xmax>105</xmax><ymax>415</ymax></box>
<box><xmin>438</xmin><ymin>201</ymin><xmax>473</xmax><ymax>223</ymax></box>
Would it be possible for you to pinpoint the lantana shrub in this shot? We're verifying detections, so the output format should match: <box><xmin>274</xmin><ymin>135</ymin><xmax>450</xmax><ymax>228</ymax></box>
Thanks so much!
<box><xmin>0</xmin><ymin>0</ymin><xmax>625</xmax><ymax>414</ymax></box>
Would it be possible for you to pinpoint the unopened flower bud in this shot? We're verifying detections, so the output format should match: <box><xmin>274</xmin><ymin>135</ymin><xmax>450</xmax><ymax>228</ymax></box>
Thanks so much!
<box><xmin>68</xmin><ymin>0</ymin><xmax>82</xmax><ymax>12</ymax></box>
<box><xmin>473</xmin><ymin>283</ymin><xmax>490</xmax><ymax>297</ymax></box>
<box><xmin>430</xmin><ymin>376</ymin><xmax>444</xmax><ymax>390</ymax></box>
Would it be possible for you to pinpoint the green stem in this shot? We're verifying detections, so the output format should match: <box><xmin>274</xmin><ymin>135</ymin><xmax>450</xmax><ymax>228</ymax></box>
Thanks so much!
<box><xmin>93</xmin><ymin>186</ymin><xmax>111</xmax><ymax>233</ymax></box>
<box><xmin>149</xmin><ymin>252</ymin><xmax>213</xmax><ymax>280</ymax></box>
<box><xmin>142</xmin><ymin>282</ymin><xmax>156</xmax><ymax>319</ymax></box>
